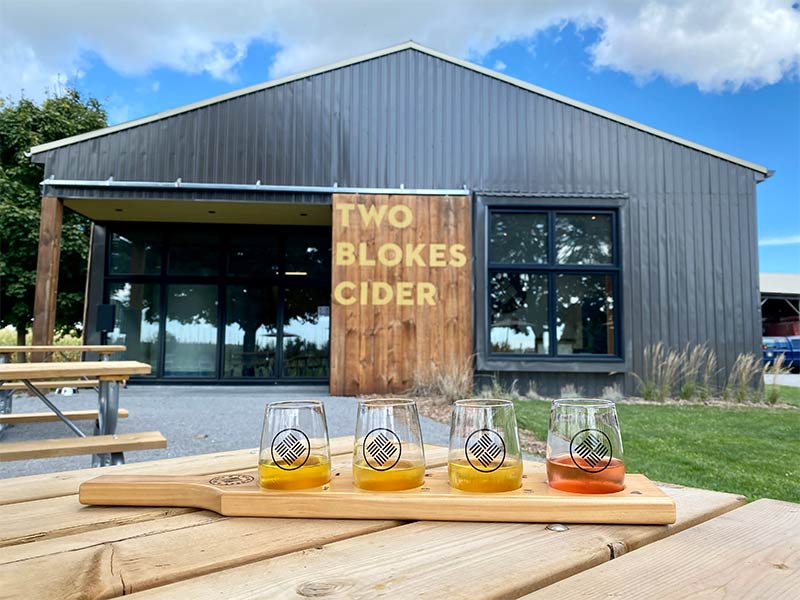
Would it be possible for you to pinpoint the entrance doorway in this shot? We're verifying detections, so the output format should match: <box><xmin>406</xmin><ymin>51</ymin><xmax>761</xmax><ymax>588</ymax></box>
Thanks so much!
<box><xmin>104</xmin><ymin>224</ymin><xmax>331</xmax><ymax>382</ymax></box>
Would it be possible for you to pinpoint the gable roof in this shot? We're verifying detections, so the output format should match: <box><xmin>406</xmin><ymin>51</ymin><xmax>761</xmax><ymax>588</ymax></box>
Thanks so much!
<box><xmin>28</xmin><ymin>41</ymin><xmax>769</xmax><ymax>175</ymax></box>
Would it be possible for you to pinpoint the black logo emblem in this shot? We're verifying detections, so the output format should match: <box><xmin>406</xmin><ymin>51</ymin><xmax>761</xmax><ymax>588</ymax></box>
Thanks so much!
<box><xmin>363</xmin><ymin>428</ymin><xmax>402</xmax><ymax>471</ymax></box>
<box><xmin>270</xmin><ymin>428</ymin><xmax>311</xmax><ymax>471</ymax></box>
<box><xmin>465</xmin><ymin>429</ymin><xmax>506</xmax><ymax>473</ymax></box>
<box><xmin>569</xmin><ymin>429</ymin><xmax>613</xmax><ymax>473</ymax></box>
<box><xmin>208</xmin><ymin>474</ymin><xmax>255</xmax><ymax>486</ymax></box>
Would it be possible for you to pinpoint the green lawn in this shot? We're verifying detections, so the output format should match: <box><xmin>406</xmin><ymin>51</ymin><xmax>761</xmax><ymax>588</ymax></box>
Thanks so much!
<box><xmin>774</xmin><ymin>385</ymin><xmax>800</xmax><ymax>408</ymax></box>
<box><xmin>514</xmin><ymin>394</ymin><xmax>800</xmax><ymax>503</ymax></box>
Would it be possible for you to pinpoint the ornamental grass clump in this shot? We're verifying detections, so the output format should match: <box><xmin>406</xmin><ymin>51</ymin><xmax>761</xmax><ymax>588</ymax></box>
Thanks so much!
<box><xmin>723</xmin><ymin>353</ymin><xmax>763</xmax><ymax>403</ymax></box>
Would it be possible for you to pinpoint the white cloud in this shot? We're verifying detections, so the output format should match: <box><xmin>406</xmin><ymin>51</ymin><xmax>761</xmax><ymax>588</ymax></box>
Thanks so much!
<box><xmin>1</xmin><ymin>0</ymin><xmax>798</xmax><ymax>101</ymax></box>
<box><xmin>760</xmin><ymin>235</ymin><xmax>800</xmax><ymax>246</ymax></box>
<box><xmin>493</xmin><ymin>60</ymin><xmax>508</xmax><ymax>72</ymax></box>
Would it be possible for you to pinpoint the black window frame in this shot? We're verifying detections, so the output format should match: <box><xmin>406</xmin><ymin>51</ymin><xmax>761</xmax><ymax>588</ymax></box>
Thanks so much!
<box><xmin>101</xmin><ymin>222</ymin><xmax>331</xmax><ymax>382</ymax></box>
<box><xmin>475</xmin><ymin>195</ymin><xmax>629</xmax><ymax>374</ymax></box>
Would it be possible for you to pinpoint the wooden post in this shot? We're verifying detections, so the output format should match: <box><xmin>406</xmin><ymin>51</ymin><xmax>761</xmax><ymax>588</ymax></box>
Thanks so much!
<box><xmin>32</xmin><ymin>197</ymin><xmax>64</xmax><ymax>350</ymax></box>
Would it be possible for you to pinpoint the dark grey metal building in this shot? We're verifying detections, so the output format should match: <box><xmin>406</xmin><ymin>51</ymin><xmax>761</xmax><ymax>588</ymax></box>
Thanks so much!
<box><xmin>28</xmin><ymin>42</ymin><xmax>770</xmax><ymax>394</ymax></box>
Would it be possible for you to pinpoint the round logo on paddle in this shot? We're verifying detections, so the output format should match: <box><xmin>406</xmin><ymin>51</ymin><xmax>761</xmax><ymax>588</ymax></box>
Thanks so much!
<box><xmin>208</xmin><ymin>474</ymin><xmax>255</xmax><ymax>486</ymax></box>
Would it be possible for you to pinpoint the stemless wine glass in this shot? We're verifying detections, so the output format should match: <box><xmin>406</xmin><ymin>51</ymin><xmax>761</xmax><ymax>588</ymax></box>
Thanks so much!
<box><xmin>448</xmin><ymin>399</ymin><xmax>523</xmax><ymax>492</ymax></box>
<box><xmin>546</xmin><ymin>398</ymin><xmax>625</xmax><ymax>494</ymax></box>
<box><xmin>353</xmin><ymin>398</ymin><xmax>426</xmax><ymax>491</ymax></box>
<box><xmin>259</xmin><ymin>400</ymin><xmax>331</xmax><ymax>490</ymax></box>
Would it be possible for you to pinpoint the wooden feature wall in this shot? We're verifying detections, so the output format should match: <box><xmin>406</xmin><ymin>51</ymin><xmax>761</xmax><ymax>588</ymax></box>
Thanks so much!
<box><xmin>330</xmin><ymin>194</ymin><xmax>472</xmax><ymax>396</ymax></box>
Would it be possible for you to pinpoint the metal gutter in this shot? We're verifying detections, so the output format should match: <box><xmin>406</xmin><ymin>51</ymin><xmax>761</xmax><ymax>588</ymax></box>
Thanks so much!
<box><xmin>27</xmin><ymin>41</ymin><xmax>769</xmax><ymax>175</ymax></box>
<box><xmin>40</xmin><ymin>178</ymin><xmax>470</xmax><ymax>196</ymax></box>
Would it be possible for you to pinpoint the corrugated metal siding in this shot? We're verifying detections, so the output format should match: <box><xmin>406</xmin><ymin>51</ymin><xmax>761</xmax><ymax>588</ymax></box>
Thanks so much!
<box><xmin>40</xmin><ymin>48</ymin><xmax>762</xmax><ymax>393</ymax></box>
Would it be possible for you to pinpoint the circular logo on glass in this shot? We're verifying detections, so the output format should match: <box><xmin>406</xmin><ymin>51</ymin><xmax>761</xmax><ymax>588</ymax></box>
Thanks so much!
<box><xmin>465</xmin><ymin>429</ymin><xmax>506</xmax><ymax>473</ymax></box>
<box><xmin>569</xmin><ymin>429</ymin><xmax>613</xmax><ymax>473</ymax></box>
<box><xmin>270</xmin><ymin>428</ymin><xmax>311</xmax><ymax>471</ymax></box>
<box><xmin>363</xmin><ymin>428</ymin><xmax>402</xmax><ymax>471</ymax></box>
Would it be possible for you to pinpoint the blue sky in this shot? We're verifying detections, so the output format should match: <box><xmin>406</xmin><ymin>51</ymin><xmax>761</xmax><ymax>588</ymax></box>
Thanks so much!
<box><xmin>3</xmin><ymin>1</ymin><xmax>798</xmax><ymax>273</ymax></box>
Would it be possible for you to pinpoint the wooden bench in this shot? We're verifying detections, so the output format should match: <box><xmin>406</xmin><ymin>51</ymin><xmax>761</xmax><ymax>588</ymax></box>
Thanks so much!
<box><xmin>0</xmin><ymin>345</ymin><xmax>126</xmax><ymax>359</ymax></box>
<box><xmin>0</xmin><ymin>409</ymin><xmax>129</xmax><ymax>425</ymax></box>
<box><xmin>1</xmin><ymin>379</ymin><xmax>100</xmax><ymax>390</ymax></box>
<box><xmin>0</xmin><ymin>431</ymin><xmax>166</xmax><ymax>461</ymax></box>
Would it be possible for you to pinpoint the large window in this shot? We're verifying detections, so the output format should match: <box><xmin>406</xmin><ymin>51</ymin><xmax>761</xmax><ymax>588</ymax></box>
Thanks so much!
<box><xmin>104</xmin><ymin>224</ymin><xmax>331</xmax><ymax>380</ymax></box>
<box><xmin>488</xmin><ymin>209</ymin><xmax>620</xmax><ymax>359</ymax></box>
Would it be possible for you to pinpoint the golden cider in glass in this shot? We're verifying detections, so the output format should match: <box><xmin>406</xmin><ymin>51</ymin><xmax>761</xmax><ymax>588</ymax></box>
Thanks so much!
<box><xmin>448</xmin><ymin>458</ymin><xmax>523</xmax><ymax>492</ymax></box>
<box><xmin>258</xmin><ymin>454</ymin><xmax>331</xmax><ymax>490</ymax></box>
<box><xmin>352</xmin><ymin>458</ymin><xmax>426</xmax><ymax>491</ymax></box>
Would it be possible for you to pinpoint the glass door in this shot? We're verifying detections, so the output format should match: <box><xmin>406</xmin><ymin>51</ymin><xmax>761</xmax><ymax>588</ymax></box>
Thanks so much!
<box><xmin>163</xmin><ymin>284</ymin><xmax>219</xmax><ymax>377</ymax></box>
<box><xmin>281</xmin><ymin>286</ymin><xmax>330</xmax><ymax>378</ymax></box>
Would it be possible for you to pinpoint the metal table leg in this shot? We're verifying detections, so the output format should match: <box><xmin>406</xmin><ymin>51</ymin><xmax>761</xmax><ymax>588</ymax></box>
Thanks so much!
<box><xmin>0</xmin><ymin>388</ymin><xmax>11</xmax><ymax>439</ymax></box>
<box><xmin>107</xmin><ymin>380</ymin><xmax>124</xmax><ymax>465</ymax></box>
<box><xmin>93</xmin><ymin>380</ymin><xmax>112</xmax><ymax>466</ymax></box>
<box><xmin>0</xmin><ymin>354</ymin><xmax>10</xmax><ymax>438</ymax></box>
<box><xmin>22</xmin><ymin>381</ymin><xmax>86</xmax><ymax>437</ymax></box>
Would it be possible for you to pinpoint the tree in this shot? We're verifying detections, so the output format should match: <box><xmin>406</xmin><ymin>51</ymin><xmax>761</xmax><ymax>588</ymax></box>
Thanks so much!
<box><xmin>0</xmin><ymin>89</ymin><xmax>107</xmax><ymax>346</ymax></box>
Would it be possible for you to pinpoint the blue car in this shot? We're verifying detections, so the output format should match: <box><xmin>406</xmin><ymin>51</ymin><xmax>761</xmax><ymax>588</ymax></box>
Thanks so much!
<box><xmin>762</xmin><ymin>336</ymin><xmax>800</xmax><ymax>372</ymax></box>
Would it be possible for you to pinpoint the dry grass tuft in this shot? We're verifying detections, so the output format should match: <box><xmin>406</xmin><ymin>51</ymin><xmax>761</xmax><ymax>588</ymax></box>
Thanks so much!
<box><xmin>409</xmin><ymin>357</ymin><xmax>474</xmax><ymax>403</ymax></box>
<box><xmin>724</xmin><ymin>353</ymin><xmax>763</xmax><ymax>403</ymax></box>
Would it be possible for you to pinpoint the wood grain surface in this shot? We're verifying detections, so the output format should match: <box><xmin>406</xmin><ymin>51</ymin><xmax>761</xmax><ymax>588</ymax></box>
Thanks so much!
<box><xmin>0</xmin><ymin>431</ymin><xmax>166</xmax><ymax>461</ymax></box>
<box><xmin>0</xmin><ymin>408</ymin><xmax>129</xmax><ymax>424</ymax></box>
<box><xmin>521</xmin><ymin>498</ymin><xmax>800</xmax><ymax>599</ymax></box>
<box><xmin>105</xmin><ymin>485</ymin><xmax>746</xmax><ymax>600</ymax></box>
<box><xmin>0</xmin><ymin>360</ymin><xmax>151</xmax><ymax>380</ymax></box>
<box><xmin>79</xmin><ymin>463</ymin><xmax>677</xmax><ymax>525</ymax></box>
<box><xmin>330</xmin><ymin>193</ymin><xmax>472</xmax><ymax>395</ymax></box>
<box><xmin>0</xmin><ymin>345</ymin><xmax>126</xmax><ymax>354</ymax></box>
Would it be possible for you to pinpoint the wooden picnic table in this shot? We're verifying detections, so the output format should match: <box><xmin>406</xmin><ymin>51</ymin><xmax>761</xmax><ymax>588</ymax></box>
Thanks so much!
<box><xmin>0</xmin><ymin>360</ymin><xmax>153</xmax><ymax>465</ymax></box>
<box><xmin>1</xmin><ymin>437</ymin><xmax>796</xmax><ymax>599</ymax></box>
<box><xmin>0</xmin><ymin>345</ymin><xmax>126</xmax><ymax>356</ymax></box>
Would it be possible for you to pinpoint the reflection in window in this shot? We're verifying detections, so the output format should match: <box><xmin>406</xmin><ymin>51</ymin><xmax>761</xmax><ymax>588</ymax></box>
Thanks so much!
<box><xmin>107</xmin><ymin>282</ymin><xmax>160</xmax><ymax>370</ymax></box>
<box><xmin>110</xmin><ymin>232</ymin><xmax>161</xmax><ymax>274</ymax></box>
<box><xmin>285</xmin><ymin>233</ymin><xmax>331</xmax><ymax>278</ymax></box>
<box><xmin>489</xmin><ymin>272</ymin><xmax>549</xmax><ymax>354</ymax></box>
<box><xmin>164</xmin><ymin>284</ymin><xmax>218</xmax><ymax>377</ymax></box>
<box><xmin>167</xmin><ymin>232</ymin><xmax>221</xmax><ymax>276</ymax></box>
<box><xmin>556</xmin><ymin>275</ymin><xmax>615</xmax><ymax>355</ymax></box>
<box><xmin>224</xmin><ymin>286</ymin><xmax>278</xmax><ymax>377</ymax></box>
<box><xmin>228</xmin><ymin>235</ymin><xmax>280</xmax><ymax>277</ymax></box>
<box><xmin>282</xmin><ymin>287</ymin><xmax>330</xmax><ymax>377</ymax></box>
<box><xmin>555</xmin><ymin>214</ymin><xmax>613</xmax><ymax>264</ymax></box>
<box><xmin>489</xmin><ymin>213</ymin><xmax>547</xmax><ymax>264</ymax></box>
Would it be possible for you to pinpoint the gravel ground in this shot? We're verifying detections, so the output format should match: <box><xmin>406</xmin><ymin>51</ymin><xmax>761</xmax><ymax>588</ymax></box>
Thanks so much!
<box><xmin>0</xmin><ymin>385</ymin><xmax>452</xmax><ymax>478</ymax></box>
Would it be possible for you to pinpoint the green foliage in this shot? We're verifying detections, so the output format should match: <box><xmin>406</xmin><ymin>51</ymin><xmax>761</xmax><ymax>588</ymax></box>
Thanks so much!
<box><xmin>514</xmin><ymin>396</ymin><xmax>800</xmax><ymax>503</ymax></box>
<box><xmin>0</xmin><ymin>89</ymin><xmax>106</xmax><ymax>337</ymax></box>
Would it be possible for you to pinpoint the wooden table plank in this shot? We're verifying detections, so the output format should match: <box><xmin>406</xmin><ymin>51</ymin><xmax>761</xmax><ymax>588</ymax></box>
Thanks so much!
<box><xmin>0</xmin><ymin>437</ymin><xmax>351</xmax><ymax>505</ymax></box>
<box><xmin>1</xmin><ymin>512</ymin><xmax>401</xmax><ymax>600</ymax></box>
<box><xmin>0</xmin><ymin>431</ymin><xmax>166</xmax><ymax>461</ymax></box>
<box><xmin>0</xmin><ymin>448</ymin><xmax>259</xmax><ymax>506</ymax></box>
<box><xmin>97</xmin><ymin>483</ymin><xmax>745</xmax><ymax>599</ymax></box>
<box><xmin>0</xmin><ymin>360</ymin><xmax>150</xmax><ymax>380</ymax></box>
<box><xmin>0</xmin><ymin>345</ymin><xmax>126</xmax><ymax>355</ymax></box>
<box><xmin>522</xmin><ymin>499</ymin><xmax>800</xmax><ymax>599</ymax></box>
<box><xmin>0</xmin><ymin>444</ymin><xmax>447</xmax><ymax>548</ymax></box>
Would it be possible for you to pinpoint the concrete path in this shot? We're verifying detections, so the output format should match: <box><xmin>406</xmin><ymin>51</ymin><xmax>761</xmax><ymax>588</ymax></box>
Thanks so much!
<box><xmin>764</xmin><ymin>373</ymin><xmax>800</xmax><ymax>387</ymax></box>
<box><xmin>0</xmin><ymin>386</ymin><xmax>452</xmax><ymax>478</ymax></box>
